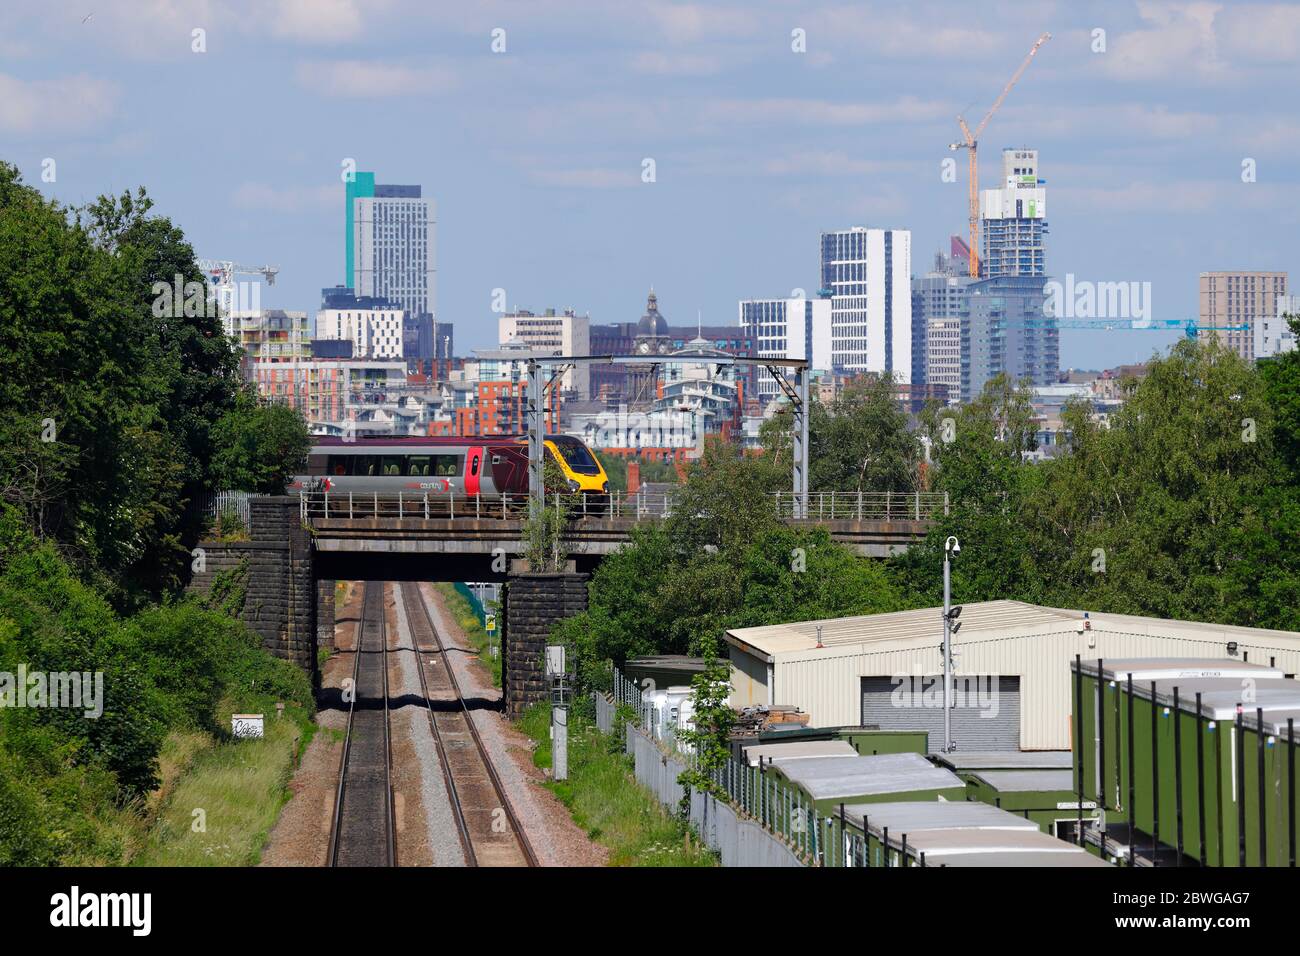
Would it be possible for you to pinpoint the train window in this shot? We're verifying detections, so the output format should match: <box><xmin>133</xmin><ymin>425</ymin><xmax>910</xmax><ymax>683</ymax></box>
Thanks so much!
<box><xmin>470</xmin><ymin>455</ymin><xmax>479</xmax><ymax>476</ymax></box>
<box><xmin>381</xmin><ymin>456</ymin><xmax>403</xmax><ymax>476</ymax></box>
<box><xmin>432</xmin><ymin>454</ymin><xmax>461</xmax><ymax>477</ymax></box>
<box><xmin>326</xmin><ymin>456</ymin><xmax>353</xmax><ymax>476</ymax></box>
<box><xmin>407</xmin><ymin>455</ymin><xmax>431</xmax><ymax>476</ymax></box>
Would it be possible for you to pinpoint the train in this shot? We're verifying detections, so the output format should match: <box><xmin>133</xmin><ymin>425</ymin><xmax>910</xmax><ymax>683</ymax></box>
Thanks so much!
<box><xmin>289</xmin><ymin>434</ymin><xmax>611</xmax><ymax>499</ymax></box>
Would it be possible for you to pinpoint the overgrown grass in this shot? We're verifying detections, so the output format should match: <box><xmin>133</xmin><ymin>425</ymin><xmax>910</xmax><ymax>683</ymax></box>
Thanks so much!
<box><xmin>518</xmin><ymin>703</ymin><xmax>717</xmax><ymax>867</ymax></box>
<box><xmin>435</xmin><ymin>583</ymin><xmax>501</xmax><ymax>686</ymax></box>
<box><xmin>134</xmin><ymin>698</ymin><xmax>314</xmax><ymax>866</ymax></box>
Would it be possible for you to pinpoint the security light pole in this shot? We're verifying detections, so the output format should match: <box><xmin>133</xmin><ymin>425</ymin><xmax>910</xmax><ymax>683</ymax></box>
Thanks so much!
<box><xmin>942</xmin><ymin>536</ymin><xmax>961</xmax><ymax>753</ymax></box>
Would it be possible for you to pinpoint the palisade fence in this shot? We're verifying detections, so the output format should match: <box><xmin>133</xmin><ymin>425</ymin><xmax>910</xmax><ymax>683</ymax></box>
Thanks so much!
<box><xmin>195</xmin><ymin>490</ymin><xmax>252</xmax><ymax>531</ymax></box>
<box><xmin>603</xmin><ymin>667</ymin><xmax>882</xmax><ymax>868</ymax></box>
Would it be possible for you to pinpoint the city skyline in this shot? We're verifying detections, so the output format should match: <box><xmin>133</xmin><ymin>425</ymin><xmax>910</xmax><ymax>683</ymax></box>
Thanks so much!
<box><xmin>7</xmin><ymin>1</ymin><xmax>1300</xmax><ymax>369</ymax></box>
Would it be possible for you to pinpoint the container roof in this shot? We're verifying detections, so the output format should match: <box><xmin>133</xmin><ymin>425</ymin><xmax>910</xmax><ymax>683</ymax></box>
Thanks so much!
<box><xmin>933</xmin><ymin>849</ymin><xmax>1109</xmax><ymax>867</ymax></box>
<box><xmin>1079</xmin><ymin>658</ymin><xmax>1285</xmax><ymax>682</ymax></box>
<box><xmin>839</xmin><ymin>800</ymin><xmax>1041</xmax><ymax>834</ymax></box>
<box><xmin>969</xmin><ymin>770</ymin><xmax>1076</xmax><ymax>793</ymax></box>
<box><xmin>727</xmin><ymin>602</ymin><xmax>1300</xmax><ymax>662</ymax></box>
<box><xmin>933</xmin><ymin>751</ymin><xmax>1072</xmax><ymax>771</ymax></box>
<box><xmin>1119</xmin><ymin>676</ymin><xmax>1300</xmax><ymax>721</ymax></box>
<box><xmin>743</xmin><ymin>740</ymin><xmax>857</xmax><ymax>767</ymax></box>
<box><xmin>905</xmin><ymin>827</ymin><xmax>1080</xmax><ymax>855</ymax></box>
<box><xmin>770</xmin><ymin>752</ymin><xmax>963</xmax><ymax>801</ymax></box>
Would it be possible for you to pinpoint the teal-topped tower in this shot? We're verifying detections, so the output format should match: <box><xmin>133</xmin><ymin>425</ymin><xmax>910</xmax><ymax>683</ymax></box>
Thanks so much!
<box><xmin>345</xmin><ymin>171</ymin><xmax>375</xmax><ymax>286</ymax></box>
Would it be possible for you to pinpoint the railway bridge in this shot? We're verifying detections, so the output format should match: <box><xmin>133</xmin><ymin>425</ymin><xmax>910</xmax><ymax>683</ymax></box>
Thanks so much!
<box><xmin>188</xmin><ymin>490</ymin><xmax>944</xmax><ymax>718</ymax></box>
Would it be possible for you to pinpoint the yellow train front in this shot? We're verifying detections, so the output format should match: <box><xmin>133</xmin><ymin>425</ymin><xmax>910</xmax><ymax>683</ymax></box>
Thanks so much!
<box><xmin>540</xmin><ymin>435</ymin><xmax>610</xmax><ymax>504</ymax></box>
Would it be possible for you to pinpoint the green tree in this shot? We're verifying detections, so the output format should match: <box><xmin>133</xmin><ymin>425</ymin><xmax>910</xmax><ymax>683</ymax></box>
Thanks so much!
<box><xmin>209</xmin><ymin>386</ymin><xmax>312</xmax><ymax>493</ymax></box>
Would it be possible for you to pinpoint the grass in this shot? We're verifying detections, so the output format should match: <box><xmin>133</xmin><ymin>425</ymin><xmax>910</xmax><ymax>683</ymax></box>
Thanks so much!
<box><xmin>435</xmin><ymin>582</ymin><xmax>502</xmax><ymax>687</ymax></box>
<box><xmin>518</xmin><ymin>703</ymin><xmax>717</xmax><ymax>867</ymax></box>
<box><xmin>134</xmin><ymin>698</ymin><xmax>314</xmax><ymax>866</ymax></box>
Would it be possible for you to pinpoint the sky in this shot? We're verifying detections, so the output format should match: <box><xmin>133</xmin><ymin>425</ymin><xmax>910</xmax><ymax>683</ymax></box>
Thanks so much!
<box><xmin>5</xmin><ymin>0</ymin><xmax>1300</xmax><ymax>370</ymax></box>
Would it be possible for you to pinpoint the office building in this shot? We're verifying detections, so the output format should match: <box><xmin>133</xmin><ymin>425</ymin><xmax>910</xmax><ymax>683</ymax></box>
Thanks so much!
<box><xmin>346</xmin><ymin>172</ymin><xmax>436</xmax><ymax>318</ymax></box>
<box><xmin>819</xmin><ymin>227</ymin><xmax>912</xmax><ymax>381</ymax></box>
<box><xmin>980</xmin><ymin>148</ymin><xmax>1048</xmax><ymax>279</ymax></box>
<box><xmin>1199</xmin><ymin>271</ymin><xmax>1288</xmax><ymax>361</ymax></box>
<box><xmin>498</xmin><ymin>308</ymin><xmax>591</xmax><ymax>398</ymax></box>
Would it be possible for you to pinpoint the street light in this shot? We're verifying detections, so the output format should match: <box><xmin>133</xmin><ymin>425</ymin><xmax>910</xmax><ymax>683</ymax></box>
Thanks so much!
<box><xmin>942</xmin><ymin>536</ymin><xmax>961</xmax><ymax>753</ymax></box>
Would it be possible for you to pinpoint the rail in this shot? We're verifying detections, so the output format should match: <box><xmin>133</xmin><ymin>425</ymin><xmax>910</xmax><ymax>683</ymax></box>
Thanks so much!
<box><xmin>401</xmin><ymin>582</ymin><xmax>538</xmax><ymax>867</ymax></box>
<box><xmin>327</xmin><ymin>581</ymin><xmax>396</xmax><ymax>867</ymax></box>
<box><xmin>299</xmin><ymin>489</ymin><xmax>948</xmax><ymax>522</ymax></box>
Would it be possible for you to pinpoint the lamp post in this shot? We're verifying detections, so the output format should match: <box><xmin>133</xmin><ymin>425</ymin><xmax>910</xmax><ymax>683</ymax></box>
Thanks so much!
<box><xmin>942</xmin><ymin>536</ymin><xmax>962</xmax><ymax>753</ymax></box>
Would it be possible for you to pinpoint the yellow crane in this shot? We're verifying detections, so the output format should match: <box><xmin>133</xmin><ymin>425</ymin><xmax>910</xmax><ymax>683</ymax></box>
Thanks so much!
<box><xmin>949</xmin><ymin>32</ymin><xmax>1051</xmax><ymax>278</ymax></box>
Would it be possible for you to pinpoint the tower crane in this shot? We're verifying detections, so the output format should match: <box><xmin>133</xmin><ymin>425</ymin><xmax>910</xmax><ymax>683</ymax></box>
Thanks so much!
<box><xmin>949</xmin><ymin>32</ymin><xmax>1051</xmax><ymax>278</ymax></box>
<box><xmin>197</xmin><ymin>258</ymin><xmax>280</xmax><ymax>323</ymax></box>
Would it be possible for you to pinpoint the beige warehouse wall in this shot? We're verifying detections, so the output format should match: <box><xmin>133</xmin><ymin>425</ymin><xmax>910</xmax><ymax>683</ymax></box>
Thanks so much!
<box><xmin>729</xmin><ymin>645</ymin><xmax>769</xmax><ymax>708</ymax></box>
<box><xmin>761</xmin><ymin>626</ymin><xmax>1300</xmax><ymax>751</ymax></box>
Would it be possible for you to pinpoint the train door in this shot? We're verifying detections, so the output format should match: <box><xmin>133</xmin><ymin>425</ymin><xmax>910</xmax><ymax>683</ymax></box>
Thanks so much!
<box><xmin>465</xmin><ymin>447</ymin><xmax>483</xmax><ymax>495</ymax></box>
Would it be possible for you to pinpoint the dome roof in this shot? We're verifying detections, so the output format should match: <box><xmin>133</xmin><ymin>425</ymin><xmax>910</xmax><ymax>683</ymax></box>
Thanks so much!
<box><xmin>636</xmin><ymin>289</ymin><xmax>668</xmax><ymax>338</ymax></box>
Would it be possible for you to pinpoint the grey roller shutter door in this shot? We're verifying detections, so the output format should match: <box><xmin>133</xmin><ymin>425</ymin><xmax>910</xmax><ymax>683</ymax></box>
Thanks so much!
<box><xmin>860</xmin><ymin>675</ymin><xmax>1020</xmax><ymax>752</ymax></box>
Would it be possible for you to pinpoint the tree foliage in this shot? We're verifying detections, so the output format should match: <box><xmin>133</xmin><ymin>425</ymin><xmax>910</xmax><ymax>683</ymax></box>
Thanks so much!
<box><xmin>0</xmin><ymin>162</ymin><xmax>309</xmax><ymax>606</ymax></box>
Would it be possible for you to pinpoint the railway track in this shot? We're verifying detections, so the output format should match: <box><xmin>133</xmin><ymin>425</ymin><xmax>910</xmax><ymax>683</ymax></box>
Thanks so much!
<box><xmin>400</xmin><ymin>582</ymin><xmax>538</xmax><ymax>867</ymax></box>
<box><xmin>327</xmin><ymin>581</ymin><xmax>396</xmax><ymax>867</ymax></box>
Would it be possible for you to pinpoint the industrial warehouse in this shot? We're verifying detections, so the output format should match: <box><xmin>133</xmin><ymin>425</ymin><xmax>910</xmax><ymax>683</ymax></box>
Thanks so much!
<box><xmin>584</xmin><ymin>600</ymin><xmax>1300</xmax><ymax>868</ymax></box>
<box><xmin>724</xmin><ymin>600</ymin><xmax>1300</xmax><ymax>751</ymax></box>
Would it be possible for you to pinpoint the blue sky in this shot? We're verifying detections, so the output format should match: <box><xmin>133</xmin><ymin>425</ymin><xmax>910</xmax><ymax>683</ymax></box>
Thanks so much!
<box><xmin>6</xmin><ymin>0</ymin><xmax>1299</xmax><ymax>370</ymax></box>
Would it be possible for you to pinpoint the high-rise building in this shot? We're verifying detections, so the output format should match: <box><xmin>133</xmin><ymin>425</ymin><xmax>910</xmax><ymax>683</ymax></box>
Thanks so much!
<box><xmin>819</xmin><ymin>227</ymin><xmax>912</xmax><ymax>381</ymax></box>
<box><xmin>738</xmin><ymin>296</ymin><xmax>832</xmax><ymax>404</ymax></box>
<box><xmin>980</xmin><ymin>148</ymin><xmax>1048</xmax><ymax>278</ymax></box>
<box><xmin>1199</xmin><ymin>271</ymin><xmax>1288</xmax><ymax>361</ymax></box>
<box><xmin>962</xmin><ymin>275</ymin><xmax>1058</xmax><ymax>402</ymax></box>
<box><xmin>346</xmin><ymin>172</ymin><xmax>436</xmax><ymax>318</ymax></box>
<box><xmin>912</xmin><ymin>260</ymin><xmax>972</xmax><ymax>405</ymax></box>
<box><xmin>498</xmin><ymin>308</ymin><xmax>591</xmax><ymax>398</ymax></box>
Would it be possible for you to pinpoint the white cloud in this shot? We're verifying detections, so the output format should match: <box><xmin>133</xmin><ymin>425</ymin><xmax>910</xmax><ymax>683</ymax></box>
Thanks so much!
<box><xmin>630</xmin><ymin>51</ymin><xmax>726</xmax><ymax>76</ymax></box>
<box><xmin>529</xmin><ymin>167</ymin><xmax>638</xmax><ymax>189</ymax></box>
<box><xmin>272</xmin><ymin>0</ymin><xmax>364</xmax><ymax>43</ymax></box>
<box><xmin>761</xmin><ymin>151</ymin><xmax>891</xmax><ymax>176</ymax></box>
<box><xmin>294</xmin><ymin>59</ymin><xmax>458</xmax><ymax>96</ymax></box>
<box><xmin>699</xmin><ymin>95</ymin><xmax>952</xmax><ymax>126</ymax></box>
<box><xmin>0</xmin><ymin>73</ymin><xmax>118</xmax><ymax>135</ymax></box>
<box><xmin>1102</xmin><ymin>1</ymin><xmax>1227</xmax><ymax>82</ymax></box>
<box><xmin>232</xmin><ymin>181</ymin><xmax>337</xmax><ymax>212</ymax></box>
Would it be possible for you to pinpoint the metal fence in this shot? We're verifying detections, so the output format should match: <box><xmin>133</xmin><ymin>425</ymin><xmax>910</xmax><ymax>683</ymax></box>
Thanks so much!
<box><xmin>773</xmin><ymin>490</ymin><xmax>949</xmax><ymax>521</ymax></box>
<box><xmin>198</xmin><ymin>490</ymin><xmax>252</xmax><ymax>528</ymax></box>
<box><xmin>604</xmin><ymin>665</ymin><xmax>886</xmax><ymax>867</ymax></box>
<box><xmin>299</xmin><ymin>489</ymin><xmax>947</xmax><ymax>523</ymax></box>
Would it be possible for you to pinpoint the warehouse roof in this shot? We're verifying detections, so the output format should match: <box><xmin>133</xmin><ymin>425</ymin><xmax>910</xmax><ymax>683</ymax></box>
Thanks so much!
<box><xmin>969</xmin><ymin>770</ymin><xmax>1076</xmax><ymax>793</ymax></box>
<box><xmin>742</xmin><ymin>740</ymin><xmax>857</xmax><ymax>767</ymax></box>
<box><xmin>770</xmin><ymin>752</ymin><xmax>963</xmax><ymax>801</ymax></box>
<box><xmin>727</xmin><ymin>601</ymin><xmax>1300</xmax><ymax>661</ymax></box>
<box><xmin>933</xmin><ymin>751</ymin><xmax>1072</xmax><ymax>771</ymax></box>
<box><xmin>726</xmin><ymin>600</ymin><xmax>1075</xmax><ymax>660</ymax></box>
<box><xmin>840</xmin><ymin>800</ymin><xmax>1040</xmax><ymax>834</ymax></box>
